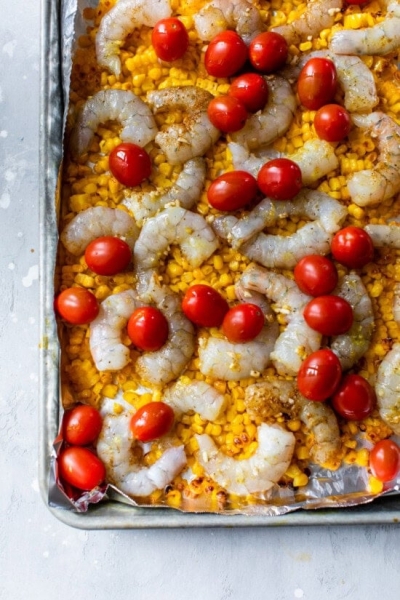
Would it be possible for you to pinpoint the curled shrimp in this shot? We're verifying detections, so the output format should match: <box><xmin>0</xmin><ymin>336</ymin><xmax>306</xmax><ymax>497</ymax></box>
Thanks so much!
<box><xmin>331</xmin><ymin>272</ymin><xmax>374</xmax><ymax>371</ymax></box>
<box><xmin>330</xmin><ymin>2</ymin><xmax>400</xmax><ymax>56</ymax></box>
<box><xmin>164</xmin><ymin>380</ymin><xmax>226</xmax><ymax>421</ymax></box>
<box><xmin>364</xmin><ymin>222</ymin><xmax>400</xmax><ymax>249</ymax></box>
<box><xmin>70</xmin><ymin>89</ymin><xmax>158</xmax><ymax>158</ymax></box>
<box><xmin>376</xmin><ymin>343</ymin><xmax>400</xmax><ymax>435</ymax></box>
<box><xmin>193</xmin><ymin>0</ymin><xmax>264</xmax><ymax>44</ymax></box>
<box><xmin>237</xmin><ymin>264</ymin><xmax>322</xmax><ymax>376</ymax></box>
<box><xmin>272</xmin><ymin>0</ymin><xmax>342</xmax><ymax>46</ymax></box>
<box><xmin>230</xmin><ymin>77</ymin><xmax>297</xmax><ymax>150</ymax></box>
<box><xmin>347</xmin><ymin>112</ymin><xmax>400</xmax><ymax>206</ymax></box>
<box><xmin>95</xmin><ymin>0</ymin><xmax>172</xmax><ymax>77</ymax></box>
<box><xmin>195</xmin><ymin>423</ymin><xmax>295</xmax><ymax>496</ymax></box>
<box><xmin>97</xmin><ymin>406</ymin><xmax>186</xmax><ymax>497</ymax></box>
<box><xmin>146</xmin><ymin>86</ymin><xmax>220</xmax><ymax>164</ymax></box>
<box><xmin>122</xmin><ymin>158</ymin><xmax>206</xmax><ymax>224</ymax></box>
<box><xmin>60</xmin><ymin>206</ymin><xmax>139</xmax><ymax>256</ymax></box>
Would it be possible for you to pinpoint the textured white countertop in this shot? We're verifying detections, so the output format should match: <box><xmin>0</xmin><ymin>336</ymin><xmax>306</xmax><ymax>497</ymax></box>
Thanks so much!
<box><xmin>2</xmin><ymin>1</ymin><xmax>400</xmax><ymax>598</ymax></box>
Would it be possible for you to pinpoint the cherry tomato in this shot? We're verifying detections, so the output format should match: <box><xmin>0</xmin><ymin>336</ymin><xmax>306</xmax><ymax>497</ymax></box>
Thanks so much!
<box><xmin>222</xmin><ymin>303</ymin><xmax>264</xmax><ymax>343</ymax></box>
<box><xmin>294</xmin><ymin>255</ymin><xmax>338</xmax><ymax>296</ymax></box>
<box><xmin>331</xmin><ymin>226</ymin><xmax>374</xmax><ymax>269</ymax></box>
<box><xmin>204</xmin><ymin>31</ymin><xmax>248</xmax><ymax>78</ymax></box>
<box><xmin>130</xmin><ymin>402</ymin><xmax>174</xmax><ymax>442</ymax></box>
<box><xmin>249</xmin><ymin>32</ymin><xmax>288</xmax><ymax>74</ymax></box>
<box><xmin>207</xmin><ymin>170</ymin><xmax>258</xmax><ymax>211</ymax></box>
<box><xmin>297</xmin><ymin>58</ymin><xmax>337</xmax><ymax>110</ymax></box>
<box><xmin>257</xmin><ymin>158</ymin><xmax>302</xmax><ymax>200</ymax></box>
<box><xmin>63</xmin><ymin>405</ymin><xmax>103</xmax><ymax>446</ymax></box>
<box><xmin>127</xmin><ymin>306</ymin><xmax>169</xmax><ymax>351</ymax></box>
<box><xmin>151</xmin><ymin>18</ymin><xmax>189</xmax><ymax>62</ymax></box>
<box><xmin>314</xmin><ymin>104</ymin><xmax>351</xmax><ymax>142</ymax></box>
<box><xmin>297</xmin><ymin>349</ymin><xmax>342</xmax><ymax>402</ymax></box>
<box><xmin>109</xmin><ymin>143</ymin><xmax>152</xmax><ymax>187</ymax></box>
<box><xmin>58</xmin><ymin>447</ymin><xmax>106</xmax><ymax>491</ymax></box>
<box><xmin>332</xmin><ymin>374</ymin><xmax>376</xmax><ymax>421</ymax></box>
<box><xmin>207</xmin><ymin>96</ymin><xmax>247</xmax><ymax>133</ymax></box>
<box><xmin>303</xmin><ymin>295</ymin><xmax>353</xmax><ymax>336</ymax></box>
<box><xmin>85</xmin><ymin>236</ymin><xmax>132</xmax><ymax>276</ymax></box>
<box><xmin>229</xmin><ymin>73</ymin><xmax>269</xmax><ymax>113</ymax></box>
<box><xmin>181</xmin><ymin>284</ymin><xmax>229</xmax><ymax>327</ymax></box>
<box><xmin>54</xmin><ymin>287</ymin><xmax>99</xmax><ymax>325</ymax></box>
<box><xmin>369</xmin><ymin>439</ymin><xmax>400</xmax><ymax>482</ymax></box>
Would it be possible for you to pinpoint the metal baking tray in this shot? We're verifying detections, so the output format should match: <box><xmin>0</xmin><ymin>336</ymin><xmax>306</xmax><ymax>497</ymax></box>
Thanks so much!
<box><xmin>38</xmin><ymin>0</ymin><xmax>400</xmax><ymax>529</ymax></box>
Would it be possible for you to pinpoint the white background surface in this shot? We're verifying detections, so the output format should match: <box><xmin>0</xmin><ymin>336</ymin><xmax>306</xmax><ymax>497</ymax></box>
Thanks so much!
<box><xmin>2</xmin><ymin>1</ymin><xmax>400</xmax><ymax>598</ymax></box>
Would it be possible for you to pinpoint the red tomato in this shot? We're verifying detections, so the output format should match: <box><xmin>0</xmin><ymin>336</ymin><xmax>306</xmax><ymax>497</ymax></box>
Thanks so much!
<box><xmin>130</xmin><ymin>402</ymin><xmax>174</xmax><ymax>441</ymax></box>
<box><xmin>303</xmin><ymin>295</ymin><xmax>353</xmax><ymax>336</ymax></box>
<box><xmin>85</xmin><ymin>236</ymin><xmax>132</xmax><ymax>276</ymax></box>
<box><xmin>297</xmin><ymin>349</ymin><xmax>342</xmax><ymax>402</ymax></box>
<box><xmin>222</xmin><ymin>303</ymin><xmax>264</xmax><ymax>343</ymax></box>
<box><xmin>63</xmin><ymin>405</ymin><xmax>103</xmax><ymax>446</ymax></box>
<box><xmin>297</xmin><ymin>58</ymin><xmax>337</xmax><ymax>110</ymax></box>
<box><xmin>229</xmin><ymin>73</ymin><xmax>269</xmax><ymax>113</ymax></box>
<box><xmin>58</xmin><ymin>447</ymin><xmax>106</xmax><ymax>491</ymax></box>
<box><xmin>370</xmin><ymin>440</ymin><xmax>400</xmax><ymax>482</ymax></box>
<box><xmin>127</xmin><ymin>306</ymin><xmax>169</xmax><ymax>351</ymax></box>
<box><xmin>207</xmin><ymin>96</ymin><xmax>247</xmax><ymax>133</ymax></box>
<box><xmin>249</xmin><ymin>32</ymin><xmax>288</xmax><ymax>73</ymax></box>
<box><xmin>54</xmin><ymin>287</ymin><xmax>99</xmax><ymax>325</ymax></box>
<box><xmin>294</xmin><ymin>255</ymin><xmax>338</xmax><ymax>296</ymax></box>
<box><xmin>314</xmin><ymin>104</ymin><xmax>351</xmax><ymax>142</ymax></box>
<box><xmin>331</xmin><ymin>226</ymin><xmax>374</xmax><ymax>269</ymax></box>
<box><xmin>257</xmin><ymin>158</ymin><xmax>302</xmax><ymax>200</ymax></box>
<box><xmin>109</xmin><ymin>143</ymin><xmax>152</xmax><ymax>187</ymax></box>
<box><xmin>332</xmin><ymin>374</ymin><xmax>376</xmax><ymax>421</ymax></box>
<box><xmin>182</xmin><ymin>284</ymin><xmax>229</xmax><ymax>327</ymax></box>
<box><xmin>207</xmin><ymin>171</ymin><xmax>258</xmax><ymax>211</ymax></box>
<box><xmin>204</xmin><ymin>31</ymin><xmax>248</xmax><ymax>78</ymax></box>
<box><xmin>151</xmin><ymin>18</ymin><xmax>189</xmax><ymax>62</ymax></box>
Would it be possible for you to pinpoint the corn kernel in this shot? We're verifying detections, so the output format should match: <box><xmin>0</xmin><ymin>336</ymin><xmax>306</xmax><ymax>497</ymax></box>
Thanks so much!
<box><xmin>293</xmin><ymin>473</ymin><xmax>309</xmax><ymax>488</ymax></box>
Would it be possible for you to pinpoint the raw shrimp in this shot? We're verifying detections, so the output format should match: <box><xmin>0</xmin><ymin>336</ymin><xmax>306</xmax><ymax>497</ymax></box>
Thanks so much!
<box><xmin>146</xmin><ymin>87</ymin><xmax>220</xmax><ymax>164</ymax></box>
<box><xmin>122</xmin><ymin>158</ymin><xmax>206</xmax><ymax>224</ymax></box>
<box><xmin>213</xmin><ymin>188</ymin><xmax>347</xmax><ymax>248</ymax></box>
<box><xmin>60</xmin><ymin>206</ymin><xmax>139</xmax><ymax>256</ymax></box>
<box><xmin>163</xmin><ymin>380</ymin><xmax>226</xmax><ymax>421</ymax></box>
<box><xmin>331</xmin><ymin>272</ymin><xmax>374</xmax><ymax>371</ymax></box>
<box><xmin>133</xmin><ymin>206</ymin><xmax>219</xmax><ymax>272</ymax></box>
<box><xmin>195</xmin><ymin>423</ymin><xmax>295</xmax><ymax>496</ymax></box>
<box><xmin>97</xmin><ymin>407</ymin><xmax>186</xmax><ymax>497</ymax></box>
<box><xmin>237</xmin><ymin>264</ymin><xmax>322</xmax><ymax>375</ymax></box>
<box><xmin>95</xmin><ymin>0</ymin><xmax>172</xmax><ymax>76</ymax></box>
<box><xmin>70</xmin><ymin>89</ymin><xmax>158</xmax><ymax>157</ymax></box>
<box><xmin>272</xmin><ymin>0</ymin><xmax>342</xmax><ymax>46</ymax></box>
<box><xmin>347</xmin><ymin>112</ymin><xmax>400</xmax><ymax>206</ymax></box>
<box><xmin>376</xmin><ymin>343</ymin><xmax>400</xmax><ymax>435</ymax></box>
<box><xmin>364</xmin><ymin>223</ymin><xmax>400</xmax><ymax>248</ymax></box>
<box><xmin>230</xmin><ymin>77</ymin><xmax>297</xmax><ymax>150</ymax></box>
<box><xmin>330</xmin><ymin>2</ymin><xmax>400</xmax><ymax>56</ymax></box>
<box><xmin>193</xmin><ymin>0</ymin><xmax>264</xmax><ymax>44</ymax></box>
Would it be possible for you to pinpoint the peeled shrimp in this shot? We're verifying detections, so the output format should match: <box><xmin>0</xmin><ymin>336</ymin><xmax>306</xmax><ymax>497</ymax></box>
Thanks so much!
<box><xmin>364</xmin><ymin>223</ymin><xmax>400</xmax><ymax>248</ymax></box>
<box><xmin>122</xmin><ymin>158</ymin><xmax>206</xmax><ymax>224</ymax></box>
<box><xmin>96</xmin><ymin>0</ymin><xmax>172</xmax><ymax>76</ymax></box>
<box><xmin>272</xmin><ymin>0</ymin><xmax>342</xmax><ymax>46</ymax></box>
<box><xmin>195</xmin><ymin>423</ymin><xmax>295</xmax><ymax>496</ymax></box>
<box><xmin>97</xmin><ymin>408</ymin><xmax>186</xmax><ymax>497</ymax></box>
<box><xmin>164</xmin><ymin>380</ymin><xmax>226</xmax><ymax>421</ymax></box>
<box><xmin>376</xmin><ymin>343</ymin><xmax>400</xmax><ymax>435</ymax></box>
<box><xmin>237</xmin><ymin>264</ymin><xmax>322</xmax><ymax>375</ymax></box>
<box><xmin>146</xmin><ymin>86</ymin><xmax>220</xmax><ymax>164</ymax></box>
<box><xmin>70</xmin><ymin>89</ymin><xmax>158</xmax><ymax>157</ymax></box>
<box><xmin>331</xmin><ymin>272</ymin><xmax>374</xmax><ymax>371</ymax></box>
<box><xmin>330</xmin><ymin>2</ymin><xmax>400</xmax><ymax>56</ymax></box>
<box><xmin>60</xmin><ymin>206</ymin><xmax>139</xmax><ymax>256</ymax></box>
<box><xmin>193</xmin><ymin>0</ymin><xmax>264</xmax><ymax>44</ymax></box>
<box><xmin>347</xmin><ymin>112</ymin><xmax>400</xmax><ymax>206</ymax></box>
<box><xmin>230</xmin><ymin>77</ymin><xmax>297</xmax><ymax>150</ymax></box>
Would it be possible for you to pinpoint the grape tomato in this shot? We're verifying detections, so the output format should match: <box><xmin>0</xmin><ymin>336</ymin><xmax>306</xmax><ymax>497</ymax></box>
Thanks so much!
<box><xmin>331</xmin><ymin>226</ymin><xmax>374</xmax><ymax>269</ymax></box>
<box><xmin>130</xmin><ymin>402</ymin><xmax>175</xmax><ymax>441</ymax></box>
<box><xmin>204</xmin><ymin>31</ymin><xmax>248</xmax><ymax>78</ymax></box>
<box><xmin>249</xmin><ymin>32</ymin><xmax>288</xmax><ymax>73</ymax></box>
<box><xmin>85</xmin><ymin>236</ymin><xmax>132</xmax><ymax>276</ymax></box>
<box><xmin>370</xmin><ymin>440</ymin><xmax>400</xmax><ymax>482</ymax></box>
<box><xmin>58</xmin><ymin>447</ymin><xmax>106</xmax><ymax>491</ymax></box>
<box><xmin>297</xmin><ymin>58</ymin><xmax>337</xmax><ymax>110</ymax></box>
<box><xmin>152</xmin><ymin>18</ymin><xmax>189</xmax><ymax>62</ymax></box>
<box><xmin>109</xmin><ymin>143</ymin><xmax>152</xmax><ymax>188</ymax></box>
<box><xmin>303</xmin><ymin>295</ymin><xmax>353</xmax><ymax>336</ymax></box>
<box><xmin>207</xmin><ymin>170</ymin><xmax>258</xmax><ymax>211</ymax></box>
<box><xmin>207</xmin><ymin>96</ymin><xmax>248</xmax><ymax>133</ymax></box>
<box><xmin>222</xmin><ymin>303</ymin><xmax>265</xmax><ymax>343</ymax></box>
<box><xmin>294</xmin><ymin>255</ymin><xmax>338</xmax><ymax>296</ymax></box>
<box><xmin>54</xmin><ymin>287</ymin><xmax>99</xmax><ymax>325</ymax></box>
<box><xmin>63</xmin><ymin>405</ymin><xmax>103</xmax><ymax>446</ymax></box>
<box><xmin>127</xmin><ymin>306</ymin><xmax>169</xmax><ymax>351</ymax></box>
<box><xmin>257</xmin><ymin>158</ymin><xmax>302</xmax><ymax>200</ymax></box>
<box><xmin>297</xmin><ymin>349</ymin><xmax>342</xmax><ymax>402</ymax></box>
<box><xmin>229</xmin><ymin>73</ymin><xmax>269</xmax><ymax>113</ymax></box>
<box><xmin>181</xmin><ymin>284</ymin><xmax>229</xmax><ymax>327</ymax></box>
<box><xmin>332</xmin><ymin>374</ymin><xmax>375</xmax><ymax>421</ymax></box>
